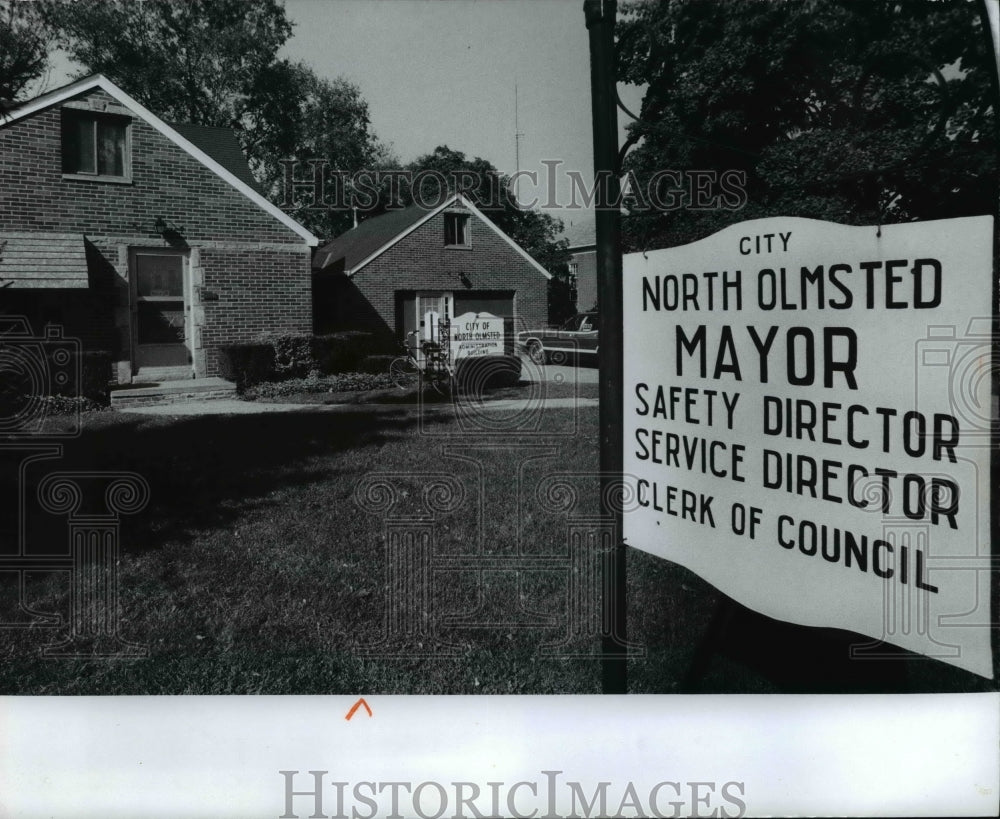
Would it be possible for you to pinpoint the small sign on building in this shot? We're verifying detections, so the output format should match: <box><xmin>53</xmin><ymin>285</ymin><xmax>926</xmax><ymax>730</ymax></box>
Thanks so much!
<box><xmin>450</xmin><ymin>311</ymin><xmax>505</xmax><ymax>359</ymax></box>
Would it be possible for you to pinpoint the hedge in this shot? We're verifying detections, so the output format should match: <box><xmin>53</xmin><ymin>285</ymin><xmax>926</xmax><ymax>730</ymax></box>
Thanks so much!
<box><xmin>219</xmin><ymin>331</ymin><xmax>399</xmax><ymax>390</ymax></box>
<box><xmin>244</xmin><ymin>372</ymin><xmax>396</xmax><ymax>400</ymax></box>
<box><xmin>0</xmin><ymin>349</ymin><xmax>112</xmax><ymax>420</ymax></box>
<box><xmin>76</xmin><ymin>350</ymin><xmax>113</xmax><ymax>403</ymax></box>
<box><xmin>356</xmin><ymin>354</ymin><xmax>398</xmax><ymax>375</ymax></box>
<box><xmin>217</xmin><ymin>343</ymin><xmax>276</xmax><ymax>390</ymax></box>
<box><xmin>455</xmin><ymin>354</ymin><xmax>522</xmax><ymax>391</ymax></box>
<box><xmin>311</xmin><ymin>331</ymin><xmax>397</xmax><ymax>374</ymax></box>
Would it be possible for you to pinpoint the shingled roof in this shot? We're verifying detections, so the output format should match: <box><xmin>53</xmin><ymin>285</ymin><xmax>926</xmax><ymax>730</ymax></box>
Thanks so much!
<box><xmin>0</xmin><ymin>232</ymin><xmax>89</xmax><ymax>288</ymax></box>
<box><xmin>167</xmin><ymin>122</ymin><xmax>260</xmax><ymax>192</ymax></box>
<box><xmin>313</xmin><ymin>193</ymin><xmax>552</xmax><ymax>280</ymax></box>
<box><xmin>312</xmin><ymin>202</ymin><xmax>434</xmax><ymax>273</ymax></box>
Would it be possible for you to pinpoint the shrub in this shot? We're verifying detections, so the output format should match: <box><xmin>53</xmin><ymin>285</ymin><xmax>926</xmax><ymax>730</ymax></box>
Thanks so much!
<box><xmin>218</xmin><ymin>343</ymin><xmax>276</xmax><ymax>390</ymax></box>
<box><xmin>37</xmin><ymin>395</ymin><xmax>111</xmax><ymax>415</ymax></box>
<box><xmin>50</xmin><ymin>350</ymin><xmax>112</xmax><ymax>404</ymax></box>
<box><xmin>271</xmin><ymin>334</ymin><xmax>313</xmax><ymax>378</ymax></box>
<box><xmin>0</xmin><ymin>349</ymin><xmax>112</xmax><ymax>410</ymax></box>
<box><xmin>455</xmin><ymin>355</ymin><xmax>522</xmax><ymax>392</ymax></box>
<box><xmin>243</xmin><ymin>371</ymin><xmax>395</xmax><ymax>400</ymax></box>
<box><xmin>311</xmin><ymin>331</ymin><xmax>398</xmax><ymax>374</ymax></box>
<box><xmin>220</xmin><ymin>332</ymin><xmax>400</xmax><ymax>389</ymax></box>
<box><xmin>356</xmin><ymin>354</ymin><xmax>398</xmax><ymax>375</ymax></box>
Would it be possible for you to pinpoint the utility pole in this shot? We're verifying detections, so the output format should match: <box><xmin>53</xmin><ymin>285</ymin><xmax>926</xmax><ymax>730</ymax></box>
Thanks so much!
<box><xmin>584</xmin><ymin>0</ymin><xmax>627</xmax><ymax>695</ymax></box>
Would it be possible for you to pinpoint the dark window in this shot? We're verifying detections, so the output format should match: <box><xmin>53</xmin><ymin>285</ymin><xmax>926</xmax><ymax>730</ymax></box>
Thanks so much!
<box><xmin>444</xmin><ymin>212</ymin><xmax>470</xmax><ymax>246</ymax></box>
<box><xmin>62</xmin><ymin>111</ymin><xmax>128</xmax><ymax>177</ymax></box>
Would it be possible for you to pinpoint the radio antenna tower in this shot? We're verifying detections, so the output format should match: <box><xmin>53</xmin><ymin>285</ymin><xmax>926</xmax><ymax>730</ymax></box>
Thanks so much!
<box><xmin>514</xmin><ymin>81</ymin><xmax>524</xmax><ymax>205</ymax></box>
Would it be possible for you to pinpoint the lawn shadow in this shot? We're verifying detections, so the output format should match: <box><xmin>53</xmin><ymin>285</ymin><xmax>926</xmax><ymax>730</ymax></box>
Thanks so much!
<box><xmin>18</xmin><ymin>406</ymin><xmax>453</xmax><ymax>557</ymax></box>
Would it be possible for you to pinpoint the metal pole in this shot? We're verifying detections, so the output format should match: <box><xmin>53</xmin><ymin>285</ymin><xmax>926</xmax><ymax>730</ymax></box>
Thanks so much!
<box><xmin>977</xmin><ymin>0</ymin><xmax>1000</xmax><ymax>683</ymax></box>
<box><xmin>585</xmin><ymin>0</ymin><xmax>627</xmax><ymax>694</ymax></box>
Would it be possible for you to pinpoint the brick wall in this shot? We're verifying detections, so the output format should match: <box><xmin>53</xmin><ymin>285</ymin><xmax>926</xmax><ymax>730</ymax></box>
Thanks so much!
<box><xmin>0</xmin><ymin>89</ymin><xmax>300</xmax><ymax>243</ymax></box>
<box><xmin>341</xmin><ymin>208</ymin><xmax>549</xmax><ymax>335</ymax></box>
<box><xmin>0</xmin><ymin>88</ymin><xmax>312</xmax><ymax>380</ymax></box>
<box><xmin>572</xmin><ymin>247</ymin><xmax>598</xmax><ymax>312</ymax></box>
<box><xmin>199</xmin><ymin>247</ymin><xmax>312</xmax><ymax>375</ymax></box>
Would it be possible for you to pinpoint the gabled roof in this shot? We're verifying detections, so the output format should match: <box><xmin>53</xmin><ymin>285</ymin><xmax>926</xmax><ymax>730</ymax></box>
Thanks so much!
<box><xmin>312</xmin><ymin>202</ymin><xmax>433</xmax><ymax>273</ymax></box>
<box><xmin>313</xmin><ymin>193</ymin><xmax>552</xmax><ymax>279</ymax></box>
<box><xmin>1</xmin><ymin>75</ymin><xmax>317</xmax><ymax>246</ymax></box>
<box><xmin>167</xmin><ymin>122</ymin><xmax>261</xmax><ymax>193</ymax></box>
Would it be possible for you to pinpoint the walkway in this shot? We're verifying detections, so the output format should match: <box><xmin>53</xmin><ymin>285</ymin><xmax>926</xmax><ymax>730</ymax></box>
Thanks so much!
<box><xmin>119</xmin><ymin>395</ymin><xmax>598</xmax><ymax>416</ymax></box>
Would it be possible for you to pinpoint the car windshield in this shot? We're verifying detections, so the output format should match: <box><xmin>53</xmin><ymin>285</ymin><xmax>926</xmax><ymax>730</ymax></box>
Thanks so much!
<box><xmin>559</xmin><ymin>315</ymin><xmax>599</xmax><ymax>332</ymax></box>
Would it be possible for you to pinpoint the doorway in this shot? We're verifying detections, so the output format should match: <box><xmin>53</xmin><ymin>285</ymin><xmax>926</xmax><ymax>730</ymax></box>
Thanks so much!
<box><xmin>130</xmin><ymin>249</ymin><xmax>192</xmax><ymax>376</ymax></box>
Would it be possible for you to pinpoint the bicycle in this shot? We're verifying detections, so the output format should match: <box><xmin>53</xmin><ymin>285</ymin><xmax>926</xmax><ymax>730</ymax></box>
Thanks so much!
<box><xmin>389</xmin><ymin>331</ymin><xmax>455</xmax><ymax>396</ymax></box>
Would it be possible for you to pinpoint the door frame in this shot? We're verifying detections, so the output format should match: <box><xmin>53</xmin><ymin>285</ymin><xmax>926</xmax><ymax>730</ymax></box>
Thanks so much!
<box><xmin>128</xmin><ymin>247</ymin><xmax>193</xmax><ymax>376</ymax></box>
<box><xmin>414</xmin><ymin>291</ymin><xmax>453</xmax><ymax>360</ymax></box>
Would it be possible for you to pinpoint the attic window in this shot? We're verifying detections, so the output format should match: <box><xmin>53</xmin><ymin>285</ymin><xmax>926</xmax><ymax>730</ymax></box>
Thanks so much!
<box><xmin>444</xmin><ymin>212</ymin><xmax>470</xmax><ymax>247</ymax></box>
<box><xmin>61</xmin><ymin>110</ymin><xmax>130</xmax><ymax>179</ymax></box>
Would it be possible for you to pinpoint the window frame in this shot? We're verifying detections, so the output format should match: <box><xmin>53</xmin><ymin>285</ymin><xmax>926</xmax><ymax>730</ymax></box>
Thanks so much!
<box><xmin>443</xmin><ymin>211</ymin><xmax>472</xmax><ymax>248</ymax></box>
<box><xmin>61</xmin><ymin>109</ymin><xmax>132</xmax><ymax>183</ymax></box>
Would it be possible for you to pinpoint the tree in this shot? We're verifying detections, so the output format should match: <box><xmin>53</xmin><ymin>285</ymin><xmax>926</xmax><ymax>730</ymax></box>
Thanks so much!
<box><xmin>0</xmin><ymin>0</ymin><xmax>49</xmax><ymax>108</ymax></box>
<box><xmin>616</xmin><ymin>0</ymin><xmax>998</xmax><ymax>252</ymax></box>
<box><xmin>41</xmin><ymin>0</ymin><xmax>384</xmax><ymax>235</ymax></box>
<box><xmin>253</xmin><ymin>59</ymin><xmax>394</xmax><ymax>239</ymax></box>
<box><xmin>43</xmin><ymin>0</ymin><xmax>292</xmax><ymax>127</ymax></box>
<box><xmin>398</xmin><ymin>146</ymin><xmax>575</xmax><ymax>322</ymax></box>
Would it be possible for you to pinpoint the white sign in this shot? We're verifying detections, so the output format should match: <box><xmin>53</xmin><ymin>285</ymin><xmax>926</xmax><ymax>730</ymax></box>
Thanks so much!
<box><xmin>623</xmin><ymin>215</ymin><xmax>994</xmax><ymax>678</ymax></box>
<box><xmin>451</xmin><ymin>311</ymin><xmax>505</xmax><ymax>359</ymax></box>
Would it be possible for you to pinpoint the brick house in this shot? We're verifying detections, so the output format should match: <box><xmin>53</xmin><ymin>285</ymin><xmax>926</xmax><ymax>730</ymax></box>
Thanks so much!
<box><xmin>312</xmin><ymin>192</ymin><xmax>551</xmax><ymax>354</ymax></box>
<box><xmin>0</xmin><ymin>74</ymin><xmax>318</xmax><ymax>384</ymax></box>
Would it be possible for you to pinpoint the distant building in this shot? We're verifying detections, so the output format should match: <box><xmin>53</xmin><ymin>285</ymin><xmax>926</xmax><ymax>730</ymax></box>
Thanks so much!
<box><xmin>560</xmin><ymin>216</ymin><xmax>597</xmax><ymax>312</ymax></box>
<box><xmin>312</xmin><ymin>192</ymin><xmax>551</xmax><ymax>353</ymax></box>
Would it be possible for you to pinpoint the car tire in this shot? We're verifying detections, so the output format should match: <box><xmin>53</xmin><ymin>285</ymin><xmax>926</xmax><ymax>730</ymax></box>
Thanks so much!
<box><xmin>527</xmin><ymin>340</ymin><xmax>546</xmax><ymax>365</ymax></box>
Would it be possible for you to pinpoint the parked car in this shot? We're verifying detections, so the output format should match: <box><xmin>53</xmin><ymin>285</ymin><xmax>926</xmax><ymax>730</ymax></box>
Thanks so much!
<box><xmin>517</xmin><ymin>312</ymin><xmax>599</xmax><ymax>365</ymax></box>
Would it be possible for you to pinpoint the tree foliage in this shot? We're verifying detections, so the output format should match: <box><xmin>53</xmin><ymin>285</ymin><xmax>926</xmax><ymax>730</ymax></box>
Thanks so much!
<box><xmin>0</xmin><ymin>0</ymin><xmax>49</xmax><ymax>106</ymax></box>
<box><xmin>616</xmin><ymin>0</ymin><xmax>998</xmax><ymax>251</ymax></box>
<box><xmin>43</xmin><ymin>0</ymin><xmax>292</xmax><ymax>126</ymax></box>
<box><xmin>401</xmin><ymin>146</ymin><xmax>571</xmax><ymax>277</ymax></box>
<box><xmin>40</xmin><ymin>0</ymin><xmax>385</xmax><ymax>234</ymax></box>
<box><xmin>251</xmin><ymin>59</ymin><xmax>394</xmax><ymax>238</ymax></box>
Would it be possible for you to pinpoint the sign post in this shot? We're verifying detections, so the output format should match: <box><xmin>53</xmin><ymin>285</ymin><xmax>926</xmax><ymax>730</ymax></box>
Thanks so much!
<box><xmin>623</xmin><ymin>215</ymin><xmax>995</xmax><ymax>680</ymax></box>
<box><xmin>584</xmin><ymin>0</ymin><xmax>628</xmax><ymax>693</ymax></box>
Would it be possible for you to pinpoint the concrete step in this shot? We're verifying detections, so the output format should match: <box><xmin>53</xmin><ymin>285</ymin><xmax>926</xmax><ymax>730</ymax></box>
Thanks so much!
<box><xmin>110</xmin><ymin>377</ymin><xmax>237</xmax><ymax>408</ymax></box>
<box><xmin>135</xmin><ymin>366</ymin><xmax>194</xmax><ymax>381</ymax></box>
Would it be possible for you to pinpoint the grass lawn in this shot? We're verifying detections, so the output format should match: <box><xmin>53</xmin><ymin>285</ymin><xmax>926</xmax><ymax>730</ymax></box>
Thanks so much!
<box><xmin>1</xmin><ymin>401</ymin><xmax>608</xmax><ymax>694</ymax></box>
<box><xmin>246</xmin><ymin>377</ymin><xmax>600</xmax><ymax>406</ymax></box>
<box><xmin>1</xmin><ymin>396</ymin><xmax>992</xmax><ymax>694</ymax></box>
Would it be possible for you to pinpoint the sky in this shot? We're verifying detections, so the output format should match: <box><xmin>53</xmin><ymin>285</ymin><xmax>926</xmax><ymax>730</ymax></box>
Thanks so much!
<box><xmin>280</xmin><ymin>0</ymin><xmax>642</xmax><ymax>231</ymax></box>
<box><xmin>42</xmin><ymin>0</ymin><xmax>645</xmax><ymax>236</ymax></box>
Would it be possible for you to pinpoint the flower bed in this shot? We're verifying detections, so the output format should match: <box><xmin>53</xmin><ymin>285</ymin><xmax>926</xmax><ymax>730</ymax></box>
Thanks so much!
<box><xmin>242</xmin><ymin>371</ymin><xmax>397</xmax><ymax>400</ymax></box>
